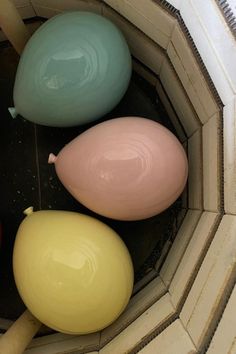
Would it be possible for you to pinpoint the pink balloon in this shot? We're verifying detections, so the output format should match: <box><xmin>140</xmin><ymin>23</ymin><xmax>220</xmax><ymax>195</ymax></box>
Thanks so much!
<box><xmin>49</xmin><ymin>117</ymin><xmax>188</xmax><ymax>220</ymax></box>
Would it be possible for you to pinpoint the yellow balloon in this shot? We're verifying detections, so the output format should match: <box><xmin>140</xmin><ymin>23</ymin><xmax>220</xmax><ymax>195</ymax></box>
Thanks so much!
<box><xmin>13</xmin><ymin>207</ymin><xmax>134</xmax><ymax>334</ymax></box>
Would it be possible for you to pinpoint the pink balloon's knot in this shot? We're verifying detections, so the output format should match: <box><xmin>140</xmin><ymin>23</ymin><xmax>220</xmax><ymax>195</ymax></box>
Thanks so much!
<box><xmin>48</xmin><ymin>153</ymin><xmax>57</xmax><ymax>164</ymax></box>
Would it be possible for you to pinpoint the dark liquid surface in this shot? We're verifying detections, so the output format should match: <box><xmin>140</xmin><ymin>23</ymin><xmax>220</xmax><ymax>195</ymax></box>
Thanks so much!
<box><xmin>0</xmin><ymin>45</ymin><xmax>181</xmax><ymax>321</ymax></box>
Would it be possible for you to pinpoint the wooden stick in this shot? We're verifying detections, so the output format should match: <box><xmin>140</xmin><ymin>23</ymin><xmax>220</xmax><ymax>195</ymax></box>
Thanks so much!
<box><xmin>0</xmin><ymin>310</ymin><xmax>41</xmax><ymax>354</ymax></box>
<box><xmin>0</xmin><ymin>0</ymin><xmax>30</xmax><ymax>54</ymax></box>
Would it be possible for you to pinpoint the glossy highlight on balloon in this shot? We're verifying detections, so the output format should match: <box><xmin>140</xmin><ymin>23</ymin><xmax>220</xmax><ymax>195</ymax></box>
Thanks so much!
<box><xmin>10</xmin><ymin>11</ymin><xmax>131</xmax><ymax>127</ymax></box>
<box><xmin>49</xmin><ymin>117</ymin><xmax>188</xmax><ymax>220</ymax></box>
<box><xmin>13</xmin><ymin>207</ymin><xmax>134</xmax><ymax>334</ymax></box>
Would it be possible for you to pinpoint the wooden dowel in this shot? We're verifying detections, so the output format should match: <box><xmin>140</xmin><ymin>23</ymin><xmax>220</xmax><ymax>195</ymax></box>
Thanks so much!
<box><xmin>0</xmin><ymin>0</ymin><xmax>30</xmax><ymax>54</ymax></box>
<box><xmin>0</xmin><ymin>310</ymin><xmax>41</xmax><ymax>354</ymax></box>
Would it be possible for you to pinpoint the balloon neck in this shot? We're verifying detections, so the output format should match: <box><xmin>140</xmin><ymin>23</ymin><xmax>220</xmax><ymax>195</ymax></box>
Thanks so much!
<box><xmin>8</xmin><ymin>107</ymin><xmax>18</xmax><ymax>119</ymax></box>
<box><xmin>48</xmin><ymin>153</ymin><xmax>57</xmax><ymax>164</ymax></box>
<box><xmin>24</xmin><ymin>206</ymin><xmax>34</xmax><ymax>216</ymax></box>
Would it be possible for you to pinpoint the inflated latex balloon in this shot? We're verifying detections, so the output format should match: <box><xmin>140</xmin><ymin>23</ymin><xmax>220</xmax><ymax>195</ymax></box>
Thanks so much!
<box><xmin>49</xmin><ymin>117</ymin><xmax>188</xmax><ymax>220</ymax></box>
<box><xmin>13</xmin><ymin>207</ymin><xmax>134</xmax><ymax>334</ymax></box>
<box><xmin>9</xmin><ymin>11</ymin><xmax>131</xmax><ymax>127</ymax></box>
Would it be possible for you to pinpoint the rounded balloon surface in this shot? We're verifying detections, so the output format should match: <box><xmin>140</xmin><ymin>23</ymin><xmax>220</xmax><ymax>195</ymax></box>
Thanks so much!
<box><xmin>13</xmin><ymin>208</ymin><xmax>134</xmax><ymax>334</ymax></box>
<box><xmin>49</xmin><ymin>117</ymin><xmax>188</xmax><ymax>220</ymax></box>
<box><xmin>10</xmin><ymin>12</ymin><xmax>131</xmax><ymax>127</ymax></box>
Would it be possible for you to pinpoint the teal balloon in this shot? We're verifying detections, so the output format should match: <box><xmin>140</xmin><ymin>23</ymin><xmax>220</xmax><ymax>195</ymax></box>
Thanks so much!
<box><xmin>10</xmin><ymin>12</ymin><xmax>132</xmax><ymax>127</ymax></box>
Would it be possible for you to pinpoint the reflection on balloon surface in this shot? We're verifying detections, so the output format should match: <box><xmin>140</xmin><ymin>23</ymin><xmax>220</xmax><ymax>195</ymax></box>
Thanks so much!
<box><xmin>49</xmin><ymin>117</ymin><xmax>188</xmax><ymax>220</ymax></box>
<box><xmin>10</xmin><ymin>12</ymin><xmax>131</xmax><ymax>127</ymax></box>
<box><xmin>13</xmin><ymin>209</ymin><xmax>134</xmax><ymax>334</ymax></box>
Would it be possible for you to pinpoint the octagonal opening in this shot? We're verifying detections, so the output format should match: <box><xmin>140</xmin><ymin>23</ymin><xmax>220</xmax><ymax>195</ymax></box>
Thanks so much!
<box><xmin>0</xmin><ymin>1</ymin><xmax>235</xmax><ymax>353</ymax></box>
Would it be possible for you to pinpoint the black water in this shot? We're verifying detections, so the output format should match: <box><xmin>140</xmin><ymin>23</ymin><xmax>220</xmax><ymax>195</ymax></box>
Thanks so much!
<box><xmin>0</xmin><ymin>45</ymin><xmax>180</xmax><ymax>321</ymax></box>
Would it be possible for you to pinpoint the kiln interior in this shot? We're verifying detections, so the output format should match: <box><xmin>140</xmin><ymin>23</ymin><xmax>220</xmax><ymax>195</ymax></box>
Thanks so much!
<box><xmin>0</xmin><ymin>1</ymin><xmax>235</xmax><ymax>353</ymax></box>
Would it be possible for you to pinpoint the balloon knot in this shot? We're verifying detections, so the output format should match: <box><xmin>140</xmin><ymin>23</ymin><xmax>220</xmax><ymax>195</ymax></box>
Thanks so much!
<box><xmin>24</xmin><ymin>206</ymin><xmax>34</xmax><ymax>216</ymax></box>
<box><xmin>8</xmin><ymin>107</ymin><xmax>18</xmax><ymax>119</ymax></box>
<box><xmin>48</xmin><ymin>153</ymin><xmax>57</xmax><ymax>164</ymax></box>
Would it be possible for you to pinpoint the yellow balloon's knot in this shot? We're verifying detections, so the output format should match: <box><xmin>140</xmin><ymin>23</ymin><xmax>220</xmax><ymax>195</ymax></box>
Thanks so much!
<box><xmin>24</xmin><ymin>206</ymin><xmax>34</xmax><ymax>216</ymax></box>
